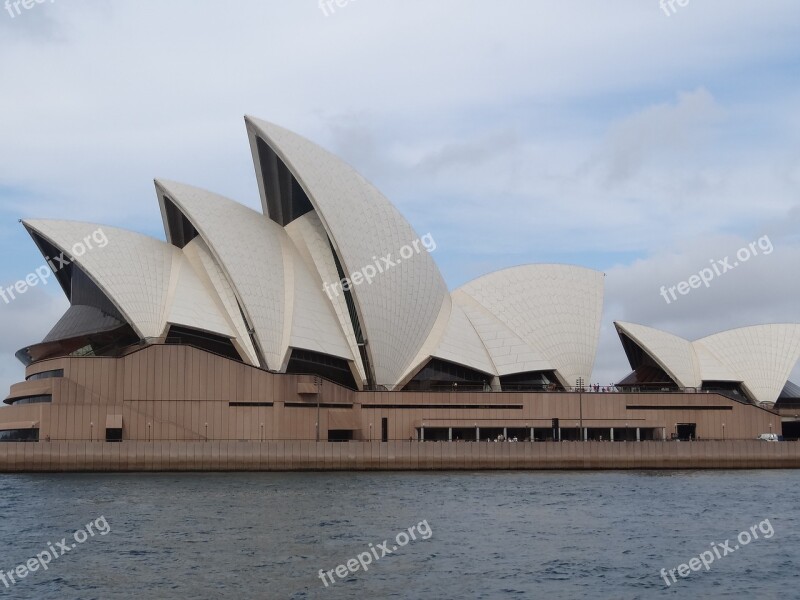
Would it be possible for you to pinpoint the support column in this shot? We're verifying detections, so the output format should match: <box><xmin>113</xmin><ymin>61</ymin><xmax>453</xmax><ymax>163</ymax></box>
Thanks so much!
<box><xmin>636</xmin><ymin>428</ymin><xmax>641</xmax><ymax>442</ymax></box>
<box><xmin>530</xmin><ymin>427</ymin><xmax>534</xmax><ymax>441</ymax></box>
<box><xmin>503</xmin><ymin>427</ymin><xmax>507</xmax><ymax>440</ymax></box>
<box><xmin>448</xmin><ymin>428</ymin><xmax>452</xmax><ymax>442</ymax></box>
<box><xmin>610</xmin><ymin>428</ymin><xmax>614</xmax><ymax>442</ymax></box>
<box><xmin>476</xmin><ymin>426</ymin><xmax>480</xmax><ymax>441</ymax></box>
<box><xmin>420</xmin><ymin>427</ymin><xmax>425</xmax><ymax>441</ymax></box>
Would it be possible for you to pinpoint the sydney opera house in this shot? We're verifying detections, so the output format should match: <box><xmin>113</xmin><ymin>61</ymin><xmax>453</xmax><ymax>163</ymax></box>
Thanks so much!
<box><xmin>2</xmin><ymin>116</ymin><xmax>799</xmax><ymax>462</ymax></box>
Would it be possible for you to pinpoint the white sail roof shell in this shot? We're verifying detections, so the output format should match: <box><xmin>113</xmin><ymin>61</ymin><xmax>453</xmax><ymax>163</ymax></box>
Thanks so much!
<box><xmin>181</xmin><ymin>237</ymin><xmax>259</xmax><ymax>365</ymax></box>
<box><xmin>245</xmin><ymin>117</ymin><xmax>449</xmax><ymax>387</ymax></box>
<box><xmin>393</xmin><ymin>265</ymin><xmax>605</xmax><ymax>388</ymax></box>
<box><xmin>164</xmin><ymin>249</ymin><xmax>236</xmax><ymax>338</ymax></box>
<box><xmin>615</xmin><ymin>321</ymin><xmax>800</xmax><ymax>405</ymax></box>
<box><xmin>285</xmin><ymin>212</ymin><xmax>367</xmax><ymax>381</ymax></box>
<box><xmin>697</xmin><ymin>325</ymin><xmax>800</xmax><ymax>405</ymax></box>
<box><xmin>614</xmin><ymin>321</ymin><xmax>702</xmax><ymax>388</ymax></box>
<box><xmin>22</xmin><ymin>219</ymin><xmax>239</xmax><ymax>344</ymax></box>
<box><xmin>456</xmin><ymin>265</ymin><xmax>605</xmax><ymax>387</ymax></box>
<box><xmin>155</xmin><ymin>180</ymin><xmax>353</xmax><ymax>370</ymax></box>
<box><xmin>23</xmin><ymin>120</ymin><xmax>613</xmax><ymax>391</ymax></box>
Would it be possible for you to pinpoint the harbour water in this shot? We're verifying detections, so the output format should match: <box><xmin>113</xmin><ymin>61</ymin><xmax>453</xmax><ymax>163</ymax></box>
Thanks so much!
<box><xmin>0</xmin><ymin>471</ymin><xmax>795</xmax><ymax>599</ymax></box>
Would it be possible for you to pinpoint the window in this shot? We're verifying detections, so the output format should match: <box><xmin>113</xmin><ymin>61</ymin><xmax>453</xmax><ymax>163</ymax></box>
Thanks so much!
<box><xmin>257</xmin><ymin>136</ymin><xmax>314</xmax><ymax>226</ymax></box>
<box><xmin>4</xmin><ymin>395</ymin><xmax>52</xmax><ymax>407</ymax></box>
<box><xmin>285</xmin><ymin>348</ymin><xmax>357</xmax><ymax>389</ymax></box>
<box><xmin>162</xmin><ymin>195</ymin><xmax>199</xmax><ymax>248</ymax></box>
<box><xmin>500</xmin><ymin>370</ymin><xmax>562</xmax><ymax>391</ymax></box>
<box><xmin>402</xmin><ymin>358</ymin><xmax>491</xmax><ymax>392</ymax></box>
<box><xmin>0</xmin><ymin>428</ymin><xmax>39</xmax><ymax>442</ymax></box>
<box><xmin>328</xmin><ymin>430</ymin><xmax>353</xmax><ymax>442</ymax></box>
<box><xmin>676</xmin><ymin>423</ymin><xmax>697</xmax><ymax>441</ymax></box>
<box><xmin>105</xmin><ymin>428</ymin><xmax>123</xmax><ymax>442</ymax></box>
<box><xmin>701</xmin><ymin>381</ymin><xmax>752</xmax><ymax>404</ymax></box>
<box><xmin>26</xmin><ymin>369</ymin><xmax>64</xmax><ymax>382</ymax></box>
<box><xmin>166</xmin><ymin>326</ymin><xmax>243</xmax><ymax>362</ymax></box>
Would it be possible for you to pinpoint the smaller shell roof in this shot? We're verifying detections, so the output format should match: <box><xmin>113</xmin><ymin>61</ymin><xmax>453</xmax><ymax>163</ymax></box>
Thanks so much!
<box><xmin>615</xmin><ymin>321</ymin><xmax>800</xmax><ymax>405</ymax></box>
<box><xmin>23</xmin><ymin>219</ymin><xmax>238</xmax><ymax>344</ymax></box>
<box><xmin>457</xmin><ymin>265</ymin><xmax>605</xmax><ymax>387</ymax></box>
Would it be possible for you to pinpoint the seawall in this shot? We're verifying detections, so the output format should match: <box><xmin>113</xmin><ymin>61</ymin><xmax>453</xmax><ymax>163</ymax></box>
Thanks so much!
<box><xmin>1</xmin><ymin>440</ymin><xmax>798</xmax><ymax>472</ymax></box>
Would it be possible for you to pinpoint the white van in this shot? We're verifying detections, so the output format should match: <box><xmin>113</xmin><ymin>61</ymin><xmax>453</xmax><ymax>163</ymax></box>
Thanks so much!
<box><xmin>757</xmin><ymin>433</ymin><xmax>780</xmax><ymax>442</ymax></box>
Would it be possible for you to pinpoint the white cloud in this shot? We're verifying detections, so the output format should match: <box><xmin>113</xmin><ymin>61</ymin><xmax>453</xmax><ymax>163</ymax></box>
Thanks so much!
<box><xmin>593</xmin><ymin>222</ymin><xmax>800</xmax><ymax>385</ymax></box>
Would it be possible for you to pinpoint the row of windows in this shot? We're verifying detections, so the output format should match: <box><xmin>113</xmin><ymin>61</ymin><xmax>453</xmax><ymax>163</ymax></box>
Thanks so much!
<box><xmin>285</xmin><ymin>349</ymin><xmax>358</xmax><ymax>389</ymax></box>
<box><xmin>0</xmin><ymin>428</ymin><xmax>39</xmax><ymax>442</ymax></box>
<box><xmin>26</xmin><ymin>369</ymin><xmax>64</xmax><ymax>382</ymax></box>
<box><xmin>165</xmin><ymin>326</ymin><xmax>243</xmax><ymax>363</ymax></box>
<box><xmin>361</xmin><ymin>404</ymin><xmax>523</xmax><ymax>410</ymax></box>
<box><xmin>5</xmin><ymin>395</ymin><xmax>52</xmax><ymax>407</ymax></box>
<box><xmin>403</xmin><ymin>358</ymin><xmax>490</xmax><ymax>392</ymax></box>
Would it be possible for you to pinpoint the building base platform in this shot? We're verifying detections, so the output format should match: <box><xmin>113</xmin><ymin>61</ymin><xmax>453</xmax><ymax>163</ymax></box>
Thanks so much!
<box><xmin>1</xmin><ymin>440</ymin><xmax>799</xmax><ymax>472</ymax></box>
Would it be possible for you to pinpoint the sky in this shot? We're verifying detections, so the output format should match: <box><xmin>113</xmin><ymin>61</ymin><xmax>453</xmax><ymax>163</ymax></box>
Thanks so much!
<box><xmin>0</xmin><ymin>0</ymin><xmax>799</xmax><ymax>394</ymax></box>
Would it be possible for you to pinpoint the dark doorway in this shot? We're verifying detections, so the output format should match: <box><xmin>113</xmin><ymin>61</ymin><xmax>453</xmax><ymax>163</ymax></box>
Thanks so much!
<box><xmin>782</xmin><ymin>421</ymin><xmax>800</xmax><ymax>441</ymax></box>
<box><xmin>451</xmin><ymin>427</ymin><xmax>477</xmax><ymax>442</ymax></box>
<box><xmin>420</xmin><ymin>428</ymin><xmax>450</xmax><ymax>441</ymax></box>
<box><xmin>381</xmin><ymin>418</ymin><xmax>388</xmax><ymax>443</ymax></box>
<box><xmin>328</xmin><ymin>430</ymin><xmax>353</xmax><ymax>442</ymax></box>
<box><xmin>587</xmin><ymin>428</ymin><xmax>611</xmax><ymax>441</ymax></box>
<box><xmin>506</xmin><ymin>428</ymin><xmax>530</xmax><ymax>441</ymax></box>
<box><xmin>676</xmin><ymin>423</ymin><xmax>696</xmax><ymax>441</ymax></box>
<box><xmin>478</xmin><ymin>428</ymin><xmax>505</xmax><ymax>442</ymax></box>
<box><xmin>560</xmin><ymin>427</ymin><xmax>581</xmax><ymax>441</ymax></box>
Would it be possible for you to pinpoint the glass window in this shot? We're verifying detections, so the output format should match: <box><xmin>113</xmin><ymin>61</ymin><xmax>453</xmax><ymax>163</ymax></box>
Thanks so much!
<box><xmin>285</xmin><ymin>349</ymin><xmax>357</xmax><ymax>389</ymax></box>
<box><xmin>403</xmin><ymin>358</ymin><xmax>490</xmax><ymax>392</ymax></box>
<box><xmin>5</xmin><ymin>395</ymin><xmax>52</xmax><ymax>406</ymax></box>
<box><xmin>0</xmin><ymin>428</ymin><xmax>39</xmax><ymax>442</ymax></box>
<box><xmin>26</xmin><ymin>369</ymin><xmax>64</xmax><ymax>382</ymax></box>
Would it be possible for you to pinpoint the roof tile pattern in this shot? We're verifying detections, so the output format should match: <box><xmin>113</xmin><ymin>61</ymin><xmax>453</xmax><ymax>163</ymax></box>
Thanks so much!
<box><xmin>285</xmin><ymin>212</ymin><xmax>365</xmax><ymax>379</ymax></box>
<box><xmin>699</xmin><ymin>325</ymin><xmax>800</xmax><ymax>405</ymax></box>
<box><xmin>245</xmin><ymin>117</ymin><xmax>449</xmax><ymax>387</ymax></box>
<box><xmin>156</xmin><ymin>180</ymin><xmax>353</xmax><ymax>369</ymax></box>
<box><xmin>23</xmin><ymin>119</ymin><xmax>616</xmax><ymax>391</ymax></box>
<box><xmin>182</xmin><ymin>237</ymin><xmax>259</xmax><ymax>365</ymax></box>
<box><xmin>165</xmin><ymin>251</ymin><xmax>236</xmax><ymax>338</ymax></box>
<box><xmin>24</xmin><ymin>219</ymin><xmax>243</xmax><ymax>351</ymax></box>
<box><xmin>458</xmin><ymin>265</ymin><xmax>605</xmax><ymax>387</ymax></box>
<box><xmin>615</xmin><ymin>322</ymin><xmax>800</xmax><ymax>404</ymax></box>
<box><xmin>24</xmin><ymin>220</ymin><xmax>175</xmax><ymax>339</ymax></box>
<box><xmin>156</xmin><ymin>180</ymin><xmax>288</xmax><ymax>368</ymax></box>
<box><xmin>614</xmin><ymin>321</ymin><xmax>701</xmax><ymax>388</ymax></box>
